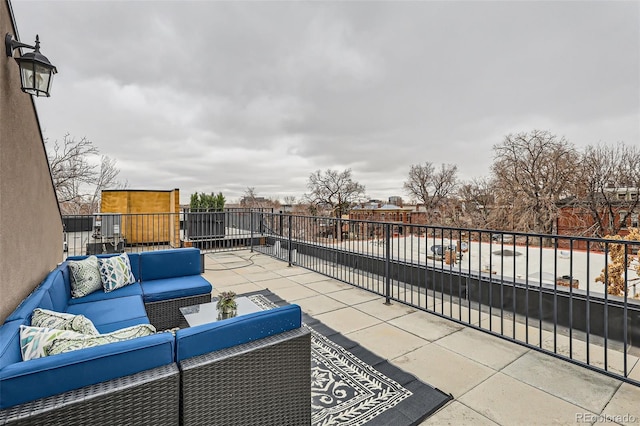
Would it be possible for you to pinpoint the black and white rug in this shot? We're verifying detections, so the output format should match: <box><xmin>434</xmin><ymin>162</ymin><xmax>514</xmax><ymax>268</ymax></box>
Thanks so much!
<box><xmin>245</xmin><ymin>290</ymin><xmax>452</xmax><ymax>426</ymax></box>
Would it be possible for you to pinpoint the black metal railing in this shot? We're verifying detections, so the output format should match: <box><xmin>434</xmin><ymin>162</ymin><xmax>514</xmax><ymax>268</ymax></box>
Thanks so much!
<box><xmin>252</xmin><ymin>212</ymin><xmax>640</xmax><ymax>386</ymax></box>
<box><xmin>63</xmin><ymin>208</ymin><xmax>273</xmax><ymax>256</ymax></box>
<box><xmin>62</xmin><ymin>210</ymin><xmax>640</xmax><ymax>385</ymax></box>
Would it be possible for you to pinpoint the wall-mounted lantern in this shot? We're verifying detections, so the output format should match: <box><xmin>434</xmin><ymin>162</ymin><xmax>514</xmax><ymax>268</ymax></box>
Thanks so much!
<box><xmin>5</xmin><ymin>33</ymin><xmax>57</xmax><ymax>97</ymax></box>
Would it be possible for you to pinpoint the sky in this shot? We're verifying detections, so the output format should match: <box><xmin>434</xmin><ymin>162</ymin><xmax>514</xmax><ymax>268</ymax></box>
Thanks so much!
<box><xmin>10</xmin><ymin>0</ymin><xmax>640</xmax><ymax>205</ymax></box>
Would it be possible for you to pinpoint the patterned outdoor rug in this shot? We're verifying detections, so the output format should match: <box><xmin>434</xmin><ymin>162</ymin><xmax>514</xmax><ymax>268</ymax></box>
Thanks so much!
<box><xmin>244</xmin><ymin>290</ymin><xmax>452</xmax><ymax>426</ymax></box>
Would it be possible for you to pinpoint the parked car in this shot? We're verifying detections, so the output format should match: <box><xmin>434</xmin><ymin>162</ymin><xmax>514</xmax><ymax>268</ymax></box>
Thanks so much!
<box><xmin>491</xmin><ymin>233</ymin><xmax>514</xmax><ymax>243</ymax></box>
<box><xmin>430</xmin><ymin>244</ymin><xmax>456</xmax><ymax>256</ymax></box>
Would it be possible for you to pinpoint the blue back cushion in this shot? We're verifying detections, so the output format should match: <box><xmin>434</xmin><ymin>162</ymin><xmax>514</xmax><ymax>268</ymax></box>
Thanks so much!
<box><xmin>0</xmin><ymin>320</ymin><xmax>23</xmax><ymax>370</ymax></box>
<box><xmin>0</xmin><ymin>332</ymin><xmax>175</xmax><ymax>409</ymax></box>
<box><xmin>140</xmin><ymin>248</ymin><xmax>201</xmax><ymax>281</ymax></box>
<box><xmin>67</xmin><ymin>282</ymin><xmax>143</xmax><ymax>305</ymax></box>
<box><xmin>5</xmin><ymin>267</ymin><xmax>61</xmax><ymax>322</ymax></box>
<box><xmin>46</xmin><ymin>270</ymin><xmax>69</xmax><ymax>312</ymax></box>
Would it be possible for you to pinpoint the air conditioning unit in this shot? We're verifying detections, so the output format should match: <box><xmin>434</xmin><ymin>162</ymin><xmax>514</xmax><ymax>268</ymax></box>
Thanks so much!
<box><xmin>100</xmin><ymin>214</ymin><xmax>122</xmax><ymax>238</ymax></box>
<box><xmin>87</xmin><ymin>213</ymin><xmax>125</xmax><ymax>255</ymax></box>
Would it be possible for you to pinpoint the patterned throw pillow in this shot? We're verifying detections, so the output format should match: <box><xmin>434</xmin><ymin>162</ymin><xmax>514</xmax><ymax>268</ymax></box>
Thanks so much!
<box><xmin>68</xmin><ymin>255</ymin><xmax>102</xmax><ymax>298</ymax></box>
<box><xmin>19</xmin><ymin>325</ymin><xmax>84</xmax><ymax>360</ymax></box>
<box><xmin>31</xmin><ymin>308</ymin><xmax>99</xmax><ymax>335</ymax></box>
<box><xmin>47</xmin><ymin>324</ymin><xmax>157</xmax><ymax>356</ymax></box>
<box><xmin>98</xmin><ymin>253</ymin><xmax>136</xmax><ymax>292</ymax></box>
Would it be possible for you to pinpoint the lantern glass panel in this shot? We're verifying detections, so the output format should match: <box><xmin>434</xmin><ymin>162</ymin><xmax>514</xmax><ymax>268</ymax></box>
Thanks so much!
<box><xmin>35</xmin><ymin>64</ymin><xmax>51</xmax><ymax>93</ymax></box>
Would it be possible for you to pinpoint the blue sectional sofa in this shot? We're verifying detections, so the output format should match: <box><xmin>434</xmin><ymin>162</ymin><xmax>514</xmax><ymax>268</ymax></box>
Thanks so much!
<box><xmin>0</xmin><ymin>248</ymin><xmax>311</xmax><ymax>425</ymax></box>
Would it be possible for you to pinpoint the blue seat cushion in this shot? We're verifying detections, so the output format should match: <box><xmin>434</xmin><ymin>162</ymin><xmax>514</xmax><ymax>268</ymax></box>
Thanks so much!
<box><xmin>0</xmin><ymin>332</ymin><xmax>175</xmax><ymax>409</ymax></box>
<box><xmin>140</xmin><ymin>248</ymin><xmax>201</xmax><ymax>281</ymax></box>
<box><xmin>141</xmin><ymin>276</ymin><xmax>212</xmax><ymax>303</ymax></box>
<box><xmin>67</xmin><ymin>282</ymin><xmax>143</xmax><ymax>305</ymax></box>
<box><xmin>94</xmin><ymin>316</ymin><xmax>151</xmax><ymax>334</ymax></box>
<box><xmin>175</xmin><ymin>304</ymin><xmax>302</xmax><ymax>361</ymax></box>
<box><xmin>65</xmin><ymin>296</ymin><xmax>147</xmax><ymax>329</ymax></box>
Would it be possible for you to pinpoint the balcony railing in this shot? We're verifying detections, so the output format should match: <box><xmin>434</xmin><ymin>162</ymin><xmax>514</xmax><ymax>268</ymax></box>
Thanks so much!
<box><xmin>62</xmin><ymin>210</ymin><xmax>640</xmax><ymax>386</ymax></box>
<box><xmin>62</xmin><ymin>208</ymin><xmax>272</xmax><ymax>255</ymax></box>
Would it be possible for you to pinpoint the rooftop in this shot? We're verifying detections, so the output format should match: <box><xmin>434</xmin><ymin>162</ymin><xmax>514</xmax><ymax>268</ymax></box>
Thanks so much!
<box><xmin>204</xmin><ymin>249</ymin><xmax>640</xmax><ymax>425</ymax></box>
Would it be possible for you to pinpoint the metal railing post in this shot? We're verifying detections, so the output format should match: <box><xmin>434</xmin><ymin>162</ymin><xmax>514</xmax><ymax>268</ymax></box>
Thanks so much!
<box><xmin>384</xmin><ymin>222</ymin><xmax>391</xmax><ymax>305</ymax></box>
<box><xmin>288</xmin><ymin>214</ymin><xmax>293</xmax><ymax>267</ymax></box>
<box><xmin>250</xmin><ymin>210</ymin><xmax>254</xmax><ymax>253</ymax></box>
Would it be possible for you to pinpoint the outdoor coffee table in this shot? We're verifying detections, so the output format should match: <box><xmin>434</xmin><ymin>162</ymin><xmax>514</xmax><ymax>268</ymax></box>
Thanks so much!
<box><xmin>179</xmin><ymin>296</ymin><xmax>262</xmax><ymax>327</ymax></box>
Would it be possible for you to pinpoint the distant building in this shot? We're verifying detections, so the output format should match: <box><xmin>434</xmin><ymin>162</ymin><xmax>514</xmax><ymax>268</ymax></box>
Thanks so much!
<box><xmin>240</xmin><ymin>196</ymin><xmax>268</xmax><ymax>206</ymax></box>
<box><xmin>349</xmin><ymin>202</ymin><xmax>424</xmax><ymax>238</ymax></box>
<box><xmin>556</xmin><ymin>187</ymin><xmax>639</xmax><ymax>247</ymax></box>
<box><xmin>350</xmin><ymin>202</ymin><xmax>412</xmax><ymax>223</ymax></box>
<box><xmin>388</xmin><ymin>196</ymin><xmax>404</xmax><ymax>207</ymax></box>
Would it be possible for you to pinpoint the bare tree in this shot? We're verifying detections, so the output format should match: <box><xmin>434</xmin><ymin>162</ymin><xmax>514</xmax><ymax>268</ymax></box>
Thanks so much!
<box><xmin>457</xmin><ymin>177</ymin><xmax>498</xmax><ymax>229</ymax></box>
<box><xmin>573</xmin><ymin>142</ymin><xmax>640</xmax><ymax>237</ymax></box>
<box><xmin>491</xmin><ymin>130</ymin><xmax>579</xmax><ymax>234</ymax></box>
<box><xmin>403</xmin><ymin>162</ymin><xmax>458</xmax><ymax>224</ymax></box>
<box><xmin>88</xmin><ymin>156</ymin><xmax>124</xmax><ymax>213</ymax></box>
<box><xmin>283</xmin><ymin>195</ymin><xmax>297</xmax><ymax>205</ymax></box>
<box><xmin>305</xmin><ymin>169</ymin><xmax>365</xmax><ymax>217</ymax></box>
<box><xmin>241</xmin><ymin>187</ymin><xmax>281</xmax><ymax>210</ymax></box>
<box><xmin>241</xmin><ymin>187</ymin><xmax>261</xmax><ymax>208</ymax></box>
<box><xmin>47</xmin><ymin>134</ymin><xmax>125</xmax><ymax>214</ymax></box>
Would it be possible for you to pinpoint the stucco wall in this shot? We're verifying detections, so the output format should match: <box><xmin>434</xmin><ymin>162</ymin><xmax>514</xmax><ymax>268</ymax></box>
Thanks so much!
<box><xmin>0</xmin><ymin>0</ymin><xmax>63</xmax><ymax>322</ymax></box>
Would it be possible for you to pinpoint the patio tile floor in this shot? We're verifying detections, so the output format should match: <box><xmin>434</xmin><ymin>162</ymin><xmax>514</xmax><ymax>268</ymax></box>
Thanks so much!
<box><xmin>205</xmin><ymin>250</ymin><xmax>640</xmax><ymax>425</ymax></box>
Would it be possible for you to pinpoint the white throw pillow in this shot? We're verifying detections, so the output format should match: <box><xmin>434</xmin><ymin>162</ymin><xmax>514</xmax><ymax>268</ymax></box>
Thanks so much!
<box><xmin>31</xmin><ymin>308</ymin><xmax>99</xmax><ymax>335</ymax></box>
<box><xmin>68</xmin><ymin>256</ymin><xmax>102</xmax><ymax>298</ymax></box>
<box><xmin>19</xmin><ymin>325</ymin><xmax>84</xmax><ymax>360</ymax></box>
<box><xmin>47</xmin><ymin>324</ymin><xmax>156</xmax><ymax>355</ymax></box>
<box><xmin>98</xmin><ymin>253</ymin><xmax>136</xmax><ymax>292</ymax></box>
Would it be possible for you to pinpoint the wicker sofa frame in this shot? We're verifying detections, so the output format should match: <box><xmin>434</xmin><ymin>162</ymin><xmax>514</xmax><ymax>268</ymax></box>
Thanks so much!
<box><xmin>1</xmin><ymin>300</ymin><xmax>310</xmax><ymax>426</ymax></box>
<box><xmin>179</xmin><ymin>326</ymin><xmax>311</xmax><ymax>426</ymax></box>
<box><xmin>0</xmin><ymin>363</ymin><xmax>179</xmax><ymax>426</ymax></box>
<box><xmin>145</xmin><ymin>293</ymin><xmax>212</xmax><ymax>331</ymax></box>
<box><xmin>1</xmin><ymin>246</ymin><xmax>310</xmax><ymax>426</ymax></box>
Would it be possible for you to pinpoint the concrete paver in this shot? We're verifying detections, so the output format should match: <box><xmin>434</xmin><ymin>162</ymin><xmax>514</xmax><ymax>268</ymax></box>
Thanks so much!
<box><xmin>421</xmin><ymin>401</ymin><xmax>498</xmax><ymax>425</ymax></box>
<box><xmin>393</xmin><ymin>344</ymin><xmax>495</xmax><ymax>397</ymax></box>
<box><xmin>314</xmin><ymin>307</ymin><xmax>381</xmax><ymax>334</ymax></box>
<box><xmin>389</xmin><ymin>310</ymin><xmax>464</xmax><ymax>342</ymax></box>
<box><xmin>436</xmin><ymin>327</ymin><xmax>528</xmax><ymax>370</ymax></box>
<box><xmin>354</xmin><ymin>298</ymin><xmax>418</xmax><ymax>322</ymax></box>
<box><xmin>271</xmin><ymin>283</ymin><xmax>319</xmax><ymax>302</ymax></box>
<box><xmin>601</xmin><ymin>383</ymin><xmax>640</xmax><ymax>425</ymax></box>
<box><xmin>205</xmin><ymin>250</ymin><xmax>640</xmax><ymax>425</ymax></box>
<box><xmin>502</xmin><ymin>350</ymin><xmax>621</xmax><ymax>413</ymax></box>
<box><xmin>346</xmin><ymin>322</ymin><xmax>428</xmax><ymax>360</ymax></box>
<box><xmin>291</xmin><ymin>294</ymin><xmax>348</xmax><ymax>316</ymax></box>
<box><xmin>324</xmin><ymin>288</ymin><xmax>380</xmax><ymax>305</ymax></box>
<box><xmin>459</xmin><ymin>373</ymin><xmax>593</xmax><ymax>425</ymax></box>
<box><xmin>288</xmin><ymin>272</ymin><xmax>331</xmax><ymax>285</ymax></box>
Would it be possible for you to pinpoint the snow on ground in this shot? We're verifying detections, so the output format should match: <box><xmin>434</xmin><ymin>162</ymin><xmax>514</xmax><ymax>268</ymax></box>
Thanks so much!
<box><xmin>327</xmin><ymin>234</ymin><xmax>640</xmax><ymax>297</ymax></box>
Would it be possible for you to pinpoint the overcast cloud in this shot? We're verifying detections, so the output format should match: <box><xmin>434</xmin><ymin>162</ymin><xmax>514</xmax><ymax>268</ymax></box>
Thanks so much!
<box><xmin>10</xmin><ymin>1</ymin><xmax>640</xmax><ymax>204</ymax></box>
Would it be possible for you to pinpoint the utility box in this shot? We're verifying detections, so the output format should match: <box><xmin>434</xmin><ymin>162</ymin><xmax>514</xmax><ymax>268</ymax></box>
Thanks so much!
<box><xmin>87</xmin><ymin>214</ymin><xmax>125</xmax><ymax>255</ymax></box>
<box><xmin>96</xmin><ymin>214</ymin><xmax>122</xmax><ymax>238</ymax></box>
<box><xmin>556</xmin><ymin>275</ymin><xmax>579</xmax><ymax>289</ymax></box>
